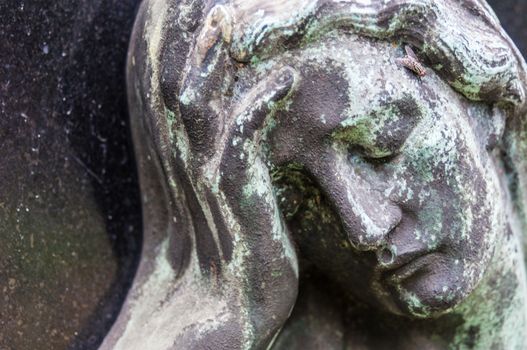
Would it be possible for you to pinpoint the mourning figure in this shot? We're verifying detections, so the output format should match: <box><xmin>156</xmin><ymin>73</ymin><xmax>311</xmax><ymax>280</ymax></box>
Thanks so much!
<box><xmin>102</xmin><ymin>0</ymin><xmax>527</xmax><ymax>348</ymax></box>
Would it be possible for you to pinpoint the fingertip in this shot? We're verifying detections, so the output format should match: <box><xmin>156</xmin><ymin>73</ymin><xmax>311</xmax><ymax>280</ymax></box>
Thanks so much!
<box><xmin>278</xmin><ymin>66</ymin><xmax>297</xmax><ymax>87</ymax></box>
<box><xmin>270</xmin><ymin>66</ymin><xmax>298</xmax><ymax>102</ymax></box>
<box><xmin>209</xmin><ymin>5</ymin><xmax>233</xmax><ymax>44</ymax></box>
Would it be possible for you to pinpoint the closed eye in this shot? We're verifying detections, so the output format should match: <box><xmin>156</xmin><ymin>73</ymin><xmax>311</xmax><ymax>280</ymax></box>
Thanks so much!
<box><xmin>332</xmin><ymin>94</ymin><xmax>422</xmax><ymax>162</ymax></box>
<box><xmin>347</xmin><ymin>145</ymin><xmax>397</xmax><ymax>166</ymax></box>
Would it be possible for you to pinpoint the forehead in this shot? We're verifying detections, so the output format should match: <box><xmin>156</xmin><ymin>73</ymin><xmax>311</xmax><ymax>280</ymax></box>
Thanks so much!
<box><xmin>249</xmin><ymin>32</ymin><xmax>462</xmax><ymax>129</ymax></box>
<box><xmin>293</xmin><ymin>34</ymin><xmax>432</xmax><ymax>110</ymax></box>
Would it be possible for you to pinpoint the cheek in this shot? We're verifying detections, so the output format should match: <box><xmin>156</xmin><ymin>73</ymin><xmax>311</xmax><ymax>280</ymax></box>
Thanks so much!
<box><xmin>385</xmin><ymin>133</ymin><xmax>503</xmax><ymax>314</ymax></box>
<box><xmin>390</xmin><ymin>126</ymin><xmax>501</xmax><ymax>261</ymax></box>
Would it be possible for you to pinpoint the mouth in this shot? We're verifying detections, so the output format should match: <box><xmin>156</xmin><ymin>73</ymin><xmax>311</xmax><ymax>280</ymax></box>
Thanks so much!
<box><xmin>378</xmin><ymin>251</ymin><xmax>440</xmax><ymax>283</ymax></box>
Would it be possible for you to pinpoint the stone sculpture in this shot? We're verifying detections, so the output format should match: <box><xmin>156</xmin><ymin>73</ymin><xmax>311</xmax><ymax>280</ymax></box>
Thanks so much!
<box><xmin>102</xmin><ymin>0</ymin><xmax>527</xmax><ymax>348</ymax></box>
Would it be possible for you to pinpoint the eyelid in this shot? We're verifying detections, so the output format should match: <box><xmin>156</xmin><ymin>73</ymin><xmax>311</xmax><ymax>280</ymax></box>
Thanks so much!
<box><xmin>345</xmin><ymin>145</ymin><xmax>397</xmax><ymax>169</ymax></box>
<box><xmin>361</xmin><ymin>145</ymin><xmax>394</xmax><ymax>159</ymax></box>
<box><xmin>332</xmin><ymin>95</ymin><xmax>422</xmax><ymax>158</ymax></box>
<box><xmin>332</xmin><ymin>125</ymin><xmax>402</xmax><ymax>160</ymax></box>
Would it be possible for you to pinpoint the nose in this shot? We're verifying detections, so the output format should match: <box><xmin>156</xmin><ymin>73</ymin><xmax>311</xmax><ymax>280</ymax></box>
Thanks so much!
<box><xmin>339</xmin><ymin>191</ymin><xmax>402</xmax><ymax>251</ymax></box>
<box><xmin>305</xmin><ymin>150</ymin><xmax>402</xmax><ymax>251</ymax></box>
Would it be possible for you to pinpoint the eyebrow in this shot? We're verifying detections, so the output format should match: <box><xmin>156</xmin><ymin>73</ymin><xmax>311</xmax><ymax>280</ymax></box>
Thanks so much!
<box><xmin>338</xmin><ymin>94</ymin><xmax>421</xmax><ymax>127</ymax></box>
<box><xmin>331</xmin><ymin>95</ymin><xmax>423</xmax><ymax>154</ymax></box>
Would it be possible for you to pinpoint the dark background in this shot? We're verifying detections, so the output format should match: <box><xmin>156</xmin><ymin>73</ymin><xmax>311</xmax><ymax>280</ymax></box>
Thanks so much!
<box><xmin>0</xmin><ymin>1</ymin><xmax>142</xmax><ymax>349</ymax></box>
<box><xmin>0</xmin><ymin>0</ymin><xmax>525</xmax><ymax>349</ymax></box>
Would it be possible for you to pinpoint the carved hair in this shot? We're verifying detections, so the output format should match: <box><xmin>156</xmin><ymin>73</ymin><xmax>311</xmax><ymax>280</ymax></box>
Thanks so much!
<box><xmin>226</xmin><ymin>0</ymin><xmax>526</xmax><ymax>107</ymax></box>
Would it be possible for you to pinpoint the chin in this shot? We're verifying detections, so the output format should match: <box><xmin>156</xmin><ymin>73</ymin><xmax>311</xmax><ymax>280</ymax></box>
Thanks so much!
<box><xmin>383</xmin><ymin>258</ymin><xmax>472</xmax><ymax>318</ymax></box>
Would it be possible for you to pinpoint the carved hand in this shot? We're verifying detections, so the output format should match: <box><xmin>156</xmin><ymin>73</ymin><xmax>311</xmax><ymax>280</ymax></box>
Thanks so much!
<box><xmin>174</xmin><ymin>6</ymin><xmax>300</xmax><ymax>348</ymax></box>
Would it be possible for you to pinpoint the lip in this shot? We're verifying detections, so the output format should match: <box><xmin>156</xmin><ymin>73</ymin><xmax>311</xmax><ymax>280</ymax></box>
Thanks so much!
<box><xmin>383</xmin><ymin>252</ymin><xmax>440</xmax><ymax>283</ymax></box>
<box><xmin>377</xmin><ymin>245</ymin><xmax>430</xmax><ymax>271</ymax></box>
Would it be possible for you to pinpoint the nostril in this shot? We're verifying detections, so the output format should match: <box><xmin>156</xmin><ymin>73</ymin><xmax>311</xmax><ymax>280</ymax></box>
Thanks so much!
<box><xmin>378</xmin><ymin>247</ymin><xmax>395</xmax><ymax>265</ymax></box>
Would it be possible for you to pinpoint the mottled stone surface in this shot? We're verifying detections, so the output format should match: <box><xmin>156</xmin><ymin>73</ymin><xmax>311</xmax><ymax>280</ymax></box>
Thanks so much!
<box><xmin>103</xmin><ymin>0</ymin><xmax>527</xmax><ymax>349</ymax></box>
<box><xmin>0</xmin><ymin>1</ymin><xmax>141</xmax><ymax>349</ymax></box>
<box><xmin>0</xmin><ymin>1</ymin><xmax>526</xmax><ymax>350</ymax></box>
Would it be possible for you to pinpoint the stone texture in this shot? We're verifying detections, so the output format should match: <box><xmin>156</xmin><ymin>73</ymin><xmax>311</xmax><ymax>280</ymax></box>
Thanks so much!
<box><xmin>0</xmin><ymin>1</ymin><xmax>141</xmax><ymax>349</ymax></box>
<box><xmin>0</xmin><ymin>0</ymin><xmax>525</xmax><ymax>350</ymax></box>
<box><xmin>103</xmin><ymin>0</ymin><xmax>527</xmax><ymax>349</ymax></box>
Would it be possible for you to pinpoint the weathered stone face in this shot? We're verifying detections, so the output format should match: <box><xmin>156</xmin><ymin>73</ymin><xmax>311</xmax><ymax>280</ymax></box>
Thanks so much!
<box><xmin>102</xmin><ymin>0</ymin><xmax>527</xmax><ymax>348</ymax></box>
<box><xmin>261</xmin><ymin>33</ymin><xmax>506</xmax><ymax>318</ymax></box>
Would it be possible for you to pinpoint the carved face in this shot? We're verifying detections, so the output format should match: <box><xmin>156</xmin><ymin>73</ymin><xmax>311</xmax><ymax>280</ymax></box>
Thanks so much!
<box><xmin>253</xmin><ymin>33</ymin><xmax>506</xmax><ymax>317</ymax></box>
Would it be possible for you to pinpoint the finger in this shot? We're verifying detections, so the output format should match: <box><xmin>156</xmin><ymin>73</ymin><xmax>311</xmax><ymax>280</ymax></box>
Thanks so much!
<box><xmin>178</xmin><ymin>5</ymin><xmax>234</xmax><ymax>160</ymax></box>
<box><xmin>230</xmin><ymin>66</ymin><xmax>297</xmax><ymax>140</ymax></box>
<box><xmin>181</xmin><ymin>5</ymin><xmax>233</xmax><ymax>97</ymax></box>
<box><xmin>212</xmin><ymin>66</ymin><xmax>299</xmax><ymax>347</ymax></box>
<box><xmin>194</xmin><ymin>5</ymin><xmax>233</xmax><ymax>66</ymax></box>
